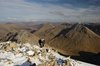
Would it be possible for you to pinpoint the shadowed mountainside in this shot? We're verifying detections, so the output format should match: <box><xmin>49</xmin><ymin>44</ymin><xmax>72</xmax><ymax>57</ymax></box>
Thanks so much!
<box><xmin>34</xmin><ymin>23</ymin><xmax>72</xmax><ymax>42</ymax></box>
<box><xmin>34</xmin><ymin>23</ymin><xmax>100</xmax><ymax>56</ymax></box>
<box><xmin>49</xmin><ymin>24</ymin><xmax>100</xmax><ymax>55</ymax></box>
<box><xmin>85</xmin><ymin>23</ymin><xmax>100</xmax><ymax>35</ymax></box>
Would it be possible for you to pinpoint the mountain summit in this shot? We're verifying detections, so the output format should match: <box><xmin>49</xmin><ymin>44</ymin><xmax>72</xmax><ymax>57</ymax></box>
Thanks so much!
<box><xmin>48</xmin><ymin>24</ymin><xmax>100</xmax><ymax>55</ymax></box>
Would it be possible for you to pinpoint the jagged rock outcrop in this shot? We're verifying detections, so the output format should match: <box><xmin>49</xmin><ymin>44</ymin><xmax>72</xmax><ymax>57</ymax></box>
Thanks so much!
<box><xmin>1</xmin><ymin>30</ymin><xmax>39</xmax><ymax>44</ymax></box>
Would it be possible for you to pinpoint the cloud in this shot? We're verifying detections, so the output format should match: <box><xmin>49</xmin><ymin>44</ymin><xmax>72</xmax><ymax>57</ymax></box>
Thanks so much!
<box><xmin>0</xmin><ymin>0</ymin><xmax>100</xmax><ymax>22</ymax></box>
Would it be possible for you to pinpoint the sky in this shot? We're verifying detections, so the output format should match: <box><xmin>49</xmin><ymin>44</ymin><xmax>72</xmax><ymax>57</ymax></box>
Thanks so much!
<box><xmin>0</xmin><ymin>0</ymin><xmax>100</xmax><ymax>22</ymax></box>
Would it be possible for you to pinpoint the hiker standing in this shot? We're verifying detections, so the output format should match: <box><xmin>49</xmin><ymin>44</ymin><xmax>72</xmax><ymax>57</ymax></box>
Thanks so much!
<box><xmin>38</xmin><ymin>39</ymin><xmax>45</xmax><ymax>48</ymax></box>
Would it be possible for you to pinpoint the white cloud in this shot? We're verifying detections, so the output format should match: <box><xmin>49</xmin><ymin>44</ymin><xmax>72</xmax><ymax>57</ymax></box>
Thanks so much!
<box><xmin>0</xmin><ymin>0</ymin><xmax>100</xmax><ymax>22</ymax></box>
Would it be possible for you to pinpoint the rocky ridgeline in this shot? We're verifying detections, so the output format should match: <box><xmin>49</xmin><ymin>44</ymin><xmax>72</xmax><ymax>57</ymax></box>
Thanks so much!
<box><xmin>0</xmin><ymin>41</ymin><xmax>96</xmax><ymax>66</ymax></box>
<box><xmin>0</xmin><ymin>30</ymin><xmax>39</xmax><ymax>44</ymax></box>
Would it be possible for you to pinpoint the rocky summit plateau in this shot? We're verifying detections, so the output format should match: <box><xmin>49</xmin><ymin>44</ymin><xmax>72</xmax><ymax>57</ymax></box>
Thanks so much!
<box><xmin>0</xmin><ymin>41</ymin><xmax>97</xmax><ymax>66</ymax></box>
